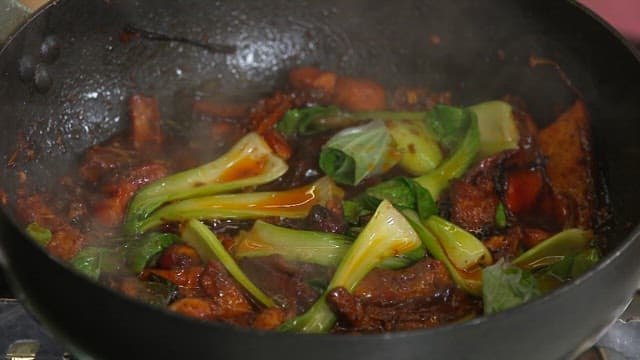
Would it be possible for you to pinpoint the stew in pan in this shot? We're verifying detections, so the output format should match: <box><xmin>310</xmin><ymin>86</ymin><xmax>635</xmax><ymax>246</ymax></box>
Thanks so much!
<box><xmin>10</xmin><ymin>65</ymin><xmax>605</xmax><ymax>333</ymax></box>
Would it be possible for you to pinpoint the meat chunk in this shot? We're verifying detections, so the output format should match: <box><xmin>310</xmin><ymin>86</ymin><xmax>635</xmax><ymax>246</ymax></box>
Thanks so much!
<box><xmin>332</xmin><ymin>76</ymin><xmax>386</xmax><ymax>112</ymax></box>
<box><xmin>448</xmin><ymin>180</ymin><xmax>499</xmax><ymax>238</ymax></box>
<box><xmin>79</xmin><ymin>139</ymin><xmax>136</xmax><ymax>183</ymax></box>
<box><xmin>15</xmin><ymin>192</ymin><xmax>85</xmax><ymax>260</ymax></box>
<box><xmin>252</xmin><ymin>307</ymin><xmax>287</xmax><ymax>330</ymax></box>
<box><xmin>445</xmin><ymin>153</ymin><xmax>504</xmax><ymax>238</ymax></box>
<box><xmin>327</xmin><ymin>258</ymin><xmax>480</xmax><ymax>332</ymax></box>
<box><xmin>143</xmin><ymin>266</ymin><xmax>204</xmax><ymax>290</ymax></box>
<box><xmin>537</xmin><ymin>100</ymin><xmax>596</xmax><ymax>229</ymax></box>
<box><xmin>129</xmin><ymin>94</ymin><xmax>164</xmax><ymax>149</ymax></box>
<box><xmin>484</xmin><ymin>229</ymin><xmax>520</xmax><ymax>261</ymax></box>
<box><xmin>238</xmin><ymin>256</ymin><xmax>329</xmax><ymax>317</ymax></box>
<box><xmin>199</xmin><ymin>261</ymin><xmax>253</xmax><ymax>320</ymax></box>
<box><xmin>92</xmin><ymin>162</ymin><xmax>167</xmax><ymax>227</ymax></box>
<box><xmin>250</xmin><ymin>91</ymin><xmax>293</xmax><ymax>134</ymax></box>
<box><xmin>157</xmin><ymin>244</ymin><xmax>202</xmax><ymax>269</ymax></box>
<box><xmin>152</xmin><ymin>261</ymin><xmax>254</xmax><ymax>325</ymax></box>
<box><xmin>288</xmin><ymin>66</ymin><xmax>337</xmax><ymax>95</ymax></box>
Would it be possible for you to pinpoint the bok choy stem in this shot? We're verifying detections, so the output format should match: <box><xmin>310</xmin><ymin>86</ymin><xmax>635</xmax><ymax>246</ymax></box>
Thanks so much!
<box><xmin>125</xmin><ymin>132</ymin><xmax>288</xmax><ymax>235</ymax></box>
<box><xmin>181</xmin><ymin>219</ymin><xmax>275</xmax><ymax>308</ymax></box>
<box><xmin>137</xmin><ymin>177</ymin><xmax>343</xmax><ymax>234</ymax></box>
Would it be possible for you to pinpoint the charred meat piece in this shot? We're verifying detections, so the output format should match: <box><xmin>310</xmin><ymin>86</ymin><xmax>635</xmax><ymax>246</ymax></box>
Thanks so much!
<box><xmin>199</xmin><ymin>261</ymin><xmax>254</xmax><ymax>320</ymax></box>
<box><xmin>447</xmin><ymin>180</ymin><xmax>499</xmax><ymax>238</ymax></box>
<box><xmin>79</xmin><ymin>139</ymin><xmax>137</xmax><ymax>183</ymax></box>
<box><xmin>92</xmin><ymin>162</ymin><xmax>168</xmax><ymax>227</ymax></box>
<box><xmin>328</xmin><ymin>258</ymin><xmax>480</xmax><ymax>332</ymax></box>
<box><xmin>249</xmin><ymin>91</ymin><xmax>293</xmax><ymax>159</ymax></box>
<box><xmin>483</xmin><ymin>226</ymin><xmax>550</xmax><ymax>260</ymax></box>
<box><xmin>149</xmin><ymin>260</ymin><xmax>255</xmax><ymax>325</ymax></box>
<box><xmin>129</xmin><ymin>94</ymin><xmax>164</xmax><ymax>150</ymax></box>
<box><xmin>445</xmin><ymin>153</ymin><xmax>506</xmax><ymax>238</ymax></box>
<box><xmin>537</xmin><ymin>100</ymin><xmax>596</xmax><ymax>229</ymax></box>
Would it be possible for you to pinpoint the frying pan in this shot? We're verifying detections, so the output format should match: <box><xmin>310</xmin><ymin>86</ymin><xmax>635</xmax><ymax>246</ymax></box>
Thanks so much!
<box><xmin>1</xmin><ymin>1</ymin><xmax>640</xmax><ymax>359</ymax></box>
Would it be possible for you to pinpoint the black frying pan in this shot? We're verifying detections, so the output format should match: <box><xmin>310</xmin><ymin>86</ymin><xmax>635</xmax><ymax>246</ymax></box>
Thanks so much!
<box><xmin>1</xmin><ymin>1</ymin><xmax>640</xmax><ymax>359</ymax></box>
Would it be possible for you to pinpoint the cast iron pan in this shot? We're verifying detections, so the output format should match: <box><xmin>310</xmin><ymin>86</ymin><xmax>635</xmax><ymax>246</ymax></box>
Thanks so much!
<box><xmin>1</xmin><ymin>1</ymin><xmax>640</xmax><ymax>359</ymax></box>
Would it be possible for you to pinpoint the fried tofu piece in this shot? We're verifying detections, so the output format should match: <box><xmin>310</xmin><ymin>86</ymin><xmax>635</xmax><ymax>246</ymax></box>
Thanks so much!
<box><xmin>537</xmin><ymin>100</ymin><xmax>596</xmax><ymax>229</ymax></box>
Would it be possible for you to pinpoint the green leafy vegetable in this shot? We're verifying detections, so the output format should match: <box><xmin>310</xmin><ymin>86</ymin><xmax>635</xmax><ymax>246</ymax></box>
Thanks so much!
<box><xmin>343</xmin><ymin>176</ymin><xmax>437</xmax><ymax>224</ymax></box>
<box><xmin>425</xmin><ymin>105</ymin><xmax>471</xmax><ymax>150</ymax></box>
<box><xmin>280</xmin><ymin>200</ymin><xmax>422</xmax><ymax>333</ymax></box>
<box><xmin>377</xmin><ymin>245</ymin><xmax>427</xmax><ymax>270</ymax></box>
<box><xmin>70</xmin><ymin>247</ymin><xmax>121</xmax><ymax>281</ymax></box>
<box><xmin>276</xmin><ymin>106</ymin><xmax>344</xmax><ymax>136</ymax></box>
<box><xmin>536</xmin><ymin>248</ymin><xmax>600</xmax><ymax>293</ymax></box>
<box><xmin>181</xmin><ymin>219</ymin><xmax>275</xmax><ymax>308</ymax></box>
<box><xmin>319</xmin><ymin>120</ymin><xmax>401</xmax><ymax>186</ymax></box>
<box><xmin>234</xmin><ymin>220</ymin><xmax>425</xmax><ymax>270</ymax></box>
<box><xmin>512</xmin><ymin>228</ymin><xmax>592</xmax><ymax>270</ymax></box>
<box><xmin>468</xmin><ymin>100</ymin><xmax>520</xmax><ymax>158</ymax></box>
<box><xmin>234</xmin><ymin>220</ymin><xmax>353</xmax><ymax>267</ymax></box>
<box><xmin>125</xmin><ymin>233</ymin><xmax>179</xmax><ymax>274</ymax></box>
<box><xmin>415</xmin><ymin>113</ymin><xmax>480</xmax><ymax>199</ymax></box>
<box><xmin>385</xmin><ymin>119</ymin><xmax>443</xmax><ymax>175</ymax></box>
<box><xmin>569</xmin><ymin>248</ymin><xmax>600</xmax><ymax>277</ymax></box>
<box><xmin>425</xmin><ymin>215</ymin><xmax>492</xmax><ymax>271</ymax></box>
<box><xmin>25</xmin><ymin>223</ymin><xmax>52</xmax><ymax>246</ymax></box>
<box><xmin>482</xmin><ymin>259</ymin><xmax>541</xmax><ymax>315</ymax></box>
<box><xmin>495</xmin><ymin>202</ymin><xmax>507</xmax><ymax>229</ymax></box>
<box><xmin>402</xmin><ymin>210</ymin><xmax>483</xmax><ymax>295</ymax></box>
<box><xmin>125</xmin><ymin>132</ymin><xmax>288</xmax><ymax>235</ymax></box>
<box><xmin>137</xmin><ymin>177</ymin><xmax>344</xmax><ymax>233</ymax></box>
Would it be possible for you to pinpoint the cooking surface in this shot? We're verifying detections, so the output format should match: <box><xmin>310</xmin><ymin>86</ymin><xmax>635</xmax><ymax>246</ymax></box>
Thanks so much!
<box><xmin>1</xmin><ymin>0</ymin><xmax>640</xmax><ymax>359</ymax></box>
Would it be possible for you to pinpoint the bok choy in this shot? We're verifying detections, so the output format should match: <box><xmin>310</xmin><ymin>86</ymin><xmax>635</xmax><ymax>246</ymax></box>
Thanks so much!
<box><xmin>125</xmin><ymin>132</ymin><xmax>288</xmax><ymax>235</ymax></box>
<box><xmin>234</xmin><ymin>220</ymin><xmax>426</xmax><ymax>270</ymax></box>
<box><xmin>181</xmin><ymin>219</ymin><xmax>275</xmax><ymax>308</ymax></box>
<box><xmin>415</xmin><ymin>112</ymin><xmax>480</xmax><ymax>199</ymax></box>
<box><xmin>318</xmin><ymin>120</ymin><xmax>401</xmax><ymax>186</ymax></box>
<box><xmin>402</xmin><ymin>210</ymin><xmax>484</xmax><ymax>295</ymax></box>
<box><xmin>279</xmin><ymin>200</ymin><xmax>423</xmax><ymax>333</ymax></box>
<box><xmin>137</xmin><ymin>177</ymin><xmax>344</xmax><ymax>234</ymax></box>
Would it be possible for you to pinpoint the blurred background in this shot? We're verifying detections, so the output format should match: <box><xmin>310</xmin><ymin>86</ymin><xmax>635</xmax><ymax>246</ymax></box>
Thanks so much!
<box><xmin>581</xmin><ymin>0</ymin><xmax>640</xmax><ymax>44</ymax></box>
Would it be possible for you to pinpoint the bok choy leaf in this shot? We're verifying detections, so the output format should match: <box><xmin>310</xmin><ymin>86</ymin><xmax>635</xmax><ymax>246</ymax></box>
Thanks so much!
<box><xmin>319</xmin><ymin>120</ymin><xmax>401</xmax><ymax>186</ymax></box>
<box><xmin>482</xmin><ymin>259</ymin><xmax>540</xmax><ymax>315</ymax></box>
<box><xmin>343</xmin><ymin>176</ymin><xmax>437</xmax><ymax>224</ymax></box>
